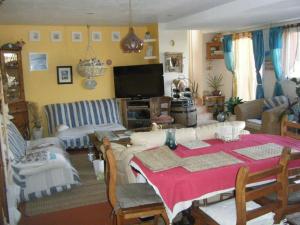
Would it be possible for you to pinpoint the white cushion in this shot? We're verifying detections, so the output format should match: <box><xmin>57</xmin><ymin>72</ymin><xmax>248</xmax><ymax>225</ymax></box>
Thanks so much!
<box><xmin>27</xmin><ymin>137</ymin><xmax>64</xmax><ymax>150</ymax></box>
<box><xmin>56</xmin><ymin>125</ymin><xmax>95</xmax><ymax>139</ymax></box>
<box><xmin>93</xmin><ymin>123</ymin><xmax>126</xmax><ymax>131</ymax></box>
<box><xmin>56</xmin><ymin>124</ymin><xmax>69</xmax><ymax>132</ymax></box>
<box><xmin>199</xmin><ymin>198</ymin><xmax>274</xmax><ymax>225</ymax></box>
<box><xmin>196</xmin><ymin>121</ymin><xmax>246</xmax><ymax>140</ymax></box>
<box><xmin>130</xmin><ymin>130</ymin><xmax>166</xmax><ymax>148</ymax></box>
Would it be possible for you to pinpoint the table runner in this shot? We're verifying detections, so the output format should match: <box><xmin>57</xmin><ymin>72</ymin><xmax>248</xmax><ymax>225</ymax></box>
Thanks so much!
<box><xmin>134</xmin><ymin>146</ymin><xmax>181</xmax><ymax>172</ymax></box>
<box><xmin>182</xmin><ymin>151</ymin><xmax>243</xmax><ymax>172</ymax></box>
<box><xmin>234</xmin><ymin>143</ymin><xmax>297</xmax><ymax>160</ymax></box>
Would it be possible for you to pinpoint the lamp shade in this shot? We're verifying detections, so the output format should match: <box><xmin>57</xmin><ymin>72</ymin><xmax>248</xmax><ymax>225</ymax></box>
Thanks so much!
<box><xmin>77</xmin><ymin>58</ymin><xmax>105</xmax><ymax>78</ymax></box>
<box><xmin>121</xmin><ymin>27</ymin><xmax>143</xmax><ymax>53</ymax></box>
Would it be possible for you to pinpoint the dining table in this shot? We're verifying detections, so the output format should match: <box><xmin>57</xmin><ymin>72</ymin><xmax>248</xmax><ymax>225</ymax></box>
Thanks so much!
<box><xmin>129</xmin><ymin>134</ymin><xmax>300</xmax><ymax>222</ymax></box>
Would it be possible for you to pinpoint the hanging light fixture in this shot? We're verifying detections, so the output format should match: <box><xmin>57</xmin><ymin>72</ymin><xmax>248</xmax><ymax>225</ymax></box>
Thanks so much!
<box><xmin>77</xmin><ymin>25</ymin><xmax>105</xmax><ymax>89</ymax></box>
<box><xmin>121</xmin><ymin>0</ymin><xmax>143</xmax><ymax>53</ymax></box>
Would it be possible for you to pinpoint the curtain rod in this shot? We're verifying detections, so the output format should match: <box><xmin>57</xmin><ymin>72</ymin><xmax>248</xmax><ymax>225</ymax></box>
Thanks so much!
<box><xmin>222</xmin><ymin>19</ymin><xmax>300</xmax><ymax>35</ymax></box>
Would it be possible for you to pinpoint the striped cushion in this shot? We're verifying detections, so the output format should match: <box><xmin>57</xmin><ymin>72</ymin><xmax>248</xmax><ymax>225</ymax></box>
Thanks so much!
<box><xmin>263</xmin><ymin>96</ymin><xmax>288</xmax><ymax>111</ymax></box>
<box><xmin>44</xmin><ymin>99</ymin><xmax>121</xmax><ymax>135</ymax></box>
<box><xmin>7</xmin><ymin>123</ymin><xmax>27</xmax><ymax>161</ymax></box>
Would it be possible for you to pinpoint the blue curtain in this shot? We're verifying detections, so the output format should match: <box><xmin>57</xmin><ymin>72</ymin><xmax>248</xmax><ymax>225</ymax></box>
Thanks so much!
<box><xmin>269</xmin><ymin>27</ymin><xmax>284</xmax><ymax>96</ymax></box>
<box><xmin>223</xmin><ymin>34</ymin><xmax>236</xmax><ymax>96</ymax></box>
<box><xmin>223</xmin><ymin>35</ymin><xmax>234</xmax><ymax>73</ymax></box>
<box><xmin>252</xmin><ymin>30</ymin><xmax>265</xmax><ymax>99</ymax></box>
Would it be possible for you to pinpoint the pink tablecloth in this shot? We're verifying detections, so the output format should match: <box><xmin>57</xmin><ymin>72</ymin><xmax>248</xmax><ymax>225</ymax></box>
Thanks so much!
<box><xmin>131</xmin><ymin>134</ymin><xmax>300</xmax><ymax>213</ymax></box>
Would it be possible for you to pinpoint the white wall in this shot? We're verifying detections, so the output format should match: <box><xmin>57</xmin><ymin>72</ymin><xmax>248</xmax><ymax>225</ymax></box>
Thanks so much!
<box><xmin>158</xmin><ymin>23</ymin><xmax>189</xmax><ymax>96</ymax></box>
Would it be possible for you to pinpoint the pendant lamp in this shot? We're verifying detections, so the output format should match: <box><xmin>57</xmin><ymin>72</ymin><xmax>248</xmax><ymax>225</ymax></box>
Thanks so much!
<box><xmin>121</xmin><ymin>0</ymin><xmax>143</xmax><ymax>53</ymax></box>
<box><xmin>77</xmin><ymin>25</ymin><xmax>106</xmax><ymax>89</ymax></box>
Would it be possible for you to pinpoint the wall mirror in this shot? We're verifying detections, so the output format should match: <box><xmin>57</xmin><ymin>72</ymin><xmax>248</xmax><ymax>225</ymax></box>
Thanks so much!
<box><xmin>164</xmin><ymin>52</ymin><xmax>183</xmax><ymax>73</ymax></box>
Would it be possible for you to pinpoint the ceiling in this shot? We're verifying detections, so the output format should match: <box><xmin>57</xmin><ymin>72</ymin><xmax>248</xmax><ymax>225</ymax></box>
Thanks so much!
<box><xmin>0</xmin><ymin>0</ymin><xmax>299</xmax><ymax>32</ymax></box>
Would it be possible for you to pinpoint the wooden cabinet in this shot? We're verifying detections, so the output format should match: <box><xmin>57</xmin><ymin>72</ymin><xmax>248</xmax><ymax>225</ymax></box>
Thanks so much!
<box><xmin>203</xmin><ymin>95</ymin><xmax>225</xmax><ymax>114</ymax></box>
<box><xmin>0</xmin><ymin>44</ymin><xmax>29</xmax><ymax>139</ymax></box>
<box><xmin>206</xmin><ymin>42</ymin><xmax>224</xmax><ymax>60</ymax></box>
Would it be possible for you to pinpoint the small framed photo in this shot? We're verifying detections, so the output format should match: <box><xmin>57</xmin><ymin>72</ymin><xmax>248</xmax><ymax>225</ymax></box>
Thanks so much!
<box><xmin>72</xmin><ymin>32</ymin><xmax>82</xmax><ymax>42</ymax></box>
<box><xmin>29</xmin><ymin>31</ymin><xmax>40</xmax><ymax>42</ymax></box>
<box><xmin>57</xmin><ymin>66</ymin><xmax>73</xmax><ymax>84</ymax></box>
<box><xmin>112</xmin><ymin>31</ymin><xmax>120</xmax><ymax>42</ymax></box>
<box><xmin>51</xmin><ymin>31</ymin><xmax>62</xmax><ymax>42</ymax></box>
<box><xmin>92</xmin><ymin>32</ymin><xmax>102</xmax><ymax>42</ymax></box>
<box><xmin>29</xmin><ymin>53</ymin><xmax>48</xmax><ymax>71</ymax></box>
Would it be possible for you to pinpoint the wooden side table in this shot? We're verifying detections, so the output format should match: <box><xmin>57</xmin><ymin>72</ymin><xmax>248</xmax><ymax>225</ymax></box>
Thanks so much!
<box><xmin>203</xmin><ymin>95</ymin><xmax>225</xmax><ymax>114</ymax></box>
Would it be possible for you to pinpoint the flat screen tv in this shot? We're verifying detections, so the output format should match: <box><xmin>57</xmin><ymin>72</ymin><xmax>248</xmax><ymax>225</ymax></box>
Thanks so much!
<box><xmin>113</xmin><ymin>64</ymin><xmax>164</xmax><ymax>99</ymax></box>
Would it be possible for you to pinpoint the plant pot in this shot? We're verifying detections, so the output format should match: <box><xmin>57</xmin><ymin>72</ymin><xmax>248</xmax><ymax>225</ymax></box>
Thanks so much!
<box><xmin>32</xmin><ymin>127</ymin><xmax>43</xmax><ymax>140</ymax></box>
<box><xmin>212</xmin><ymin>90</ymin><xmax>222</xmax><ymax>96</ymax></box>
<box><xmin>227</xmin><ymin>114</ymin><xmax>236</xmax><ymax>121</ymax></box>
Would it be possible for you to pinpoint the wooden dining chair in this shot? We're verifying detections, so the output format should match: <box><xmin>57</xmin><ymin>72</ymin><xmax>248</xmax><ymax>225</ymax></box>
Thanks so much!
<box><xmin>192</xmin><ymin>148</ymin><xmax>290</xmax><ymax>225</ymax></box>
<box><xmin>281</xmin><ymin>114</ymin><xmax>300</xmax><ymax>140</ymax></box>
<box><xmin>103</xmin><ymin>138</ymin><xmax>169</xmax><ymax>225</ymax></box>
<box><xmin>150</xmin><ymin>96</ymin><xmax>174</xmax><ymax>125</ymax></box>
<box><xmin>284</xmin><ymin>151</ymin><xmax>300</xmax><ymax>224</ymax></box>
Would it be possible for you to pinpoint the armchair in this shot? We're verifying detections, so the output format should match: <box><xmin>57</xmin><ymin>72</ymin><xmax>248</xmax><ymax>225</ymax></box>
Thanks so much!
<box><xmin>235</xmin><ymin>98</ymin><xmax>288</xmax><ymax>135</ymax></box>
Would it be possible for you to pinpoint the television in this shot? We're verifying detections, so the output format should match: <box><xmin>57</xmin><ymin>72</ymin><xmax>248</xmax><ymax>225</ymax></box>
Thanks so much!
<box><xmin>113</xmin><ymin>64</ymin><xmax>164</xmax><ymax>99</ymax></box>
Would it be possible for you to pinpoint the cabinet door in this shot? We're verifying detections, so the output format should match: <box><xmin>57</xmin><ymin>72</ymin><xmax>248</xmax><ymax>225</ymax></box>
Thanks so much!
<box><xmin>1</xmin><ymin>50</ymin><xmax>24</xmax><ymax>103</ymax></box>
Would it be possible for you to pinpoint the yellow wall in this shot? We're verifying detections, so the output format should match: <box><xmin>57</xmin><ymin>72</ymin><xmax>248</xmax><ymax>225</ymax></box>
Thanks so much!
<box><xmin>0</xmin><ymin>24</ymin><xmax>159</xmax><ymax>132</ymax></box>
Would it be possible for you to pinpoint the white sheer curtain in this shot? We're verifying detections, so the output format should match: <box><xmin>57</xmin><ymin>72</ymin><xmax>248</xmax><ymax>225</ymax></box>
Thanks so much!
<box><xmin>282</xmin><ymin>27</ymin><xmax>300</xmax><ymax>78</ymax></box>
<box><xmin>233</xmin><ymin>36</ymin><xmax>256</xmax><ymax>101</ymax></box>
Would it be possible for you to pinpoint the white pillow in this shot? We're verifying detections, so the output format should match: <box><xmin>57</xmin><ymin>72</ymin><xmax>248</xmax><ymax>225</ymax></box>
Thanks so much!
<box><xmin>130</xmin><ymin>130</ymin><xmax>166</xmax><ymax>148</ymax></box>
<box><xmin>56</xmin><ymin>124</ymin><xmax>69</xmax><ymax>132</ymax></box>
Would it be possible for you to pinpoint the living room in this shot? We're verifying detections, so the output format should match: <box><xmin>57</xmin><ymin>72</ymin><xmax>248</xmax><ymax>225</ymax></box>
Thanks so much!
<box><xmin>1</xmin><ymin>0</ymin><xmax>300</xmax><ymax>225</ymax></box>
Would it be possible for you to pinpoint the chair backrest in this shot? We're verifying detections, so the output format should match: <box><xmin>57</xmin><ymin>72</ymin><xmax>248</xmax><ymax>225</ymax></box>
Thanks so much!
<box><xmin>103</xmin><ymin>137</ymin><xmax>117</xmax><ymax>209</ymax></box>
<box><xmin>281</xmin><ymin>115</ymin><xmax>300</xmax><ymax>140</ymax></box>
<box><xmin>235</xmin><ymin>147</ymin><xmax>290</xmax><ymax>224</ymax></box>
<box><xmin>285</xmin><ymin>151</ymin><xmax>300</xmax><ymax>214</ymax></box>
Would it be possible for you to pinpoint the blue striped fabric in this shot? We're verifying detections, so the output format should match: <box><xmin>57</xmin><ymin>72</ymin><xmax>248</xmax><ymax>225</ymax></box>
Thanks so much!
<box><xmin>62</xmin><ymin>136</ymin><xmax>90</xmax><ymax>149</ymax></box>
<box><xmin>7</xmin><ymin>123</ymin><xmax>27</xmax><ymax>161</ymax></box>
<box><xmin>263</xmin><ymin>96</ymin><xmax>288</xmax><ymax>111</ymax></box>
<box><xmin>44</xmin><ymin>99</ymin><xmax>121</xmax><ymax>135</ymax></box>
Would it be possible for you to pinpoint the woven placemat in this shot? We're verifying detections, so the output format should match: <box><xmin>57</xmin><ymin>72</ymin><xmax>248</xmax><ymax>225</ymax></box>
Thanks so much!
<box><xmin>182</xmin><ymin>152</ymin><xmax>243</xmax><ymax>172</ymax></box>
<box><xmin>234</xmin><ymin>143</ymin><xmax>297</xmax><ymax>160</ymax></box>
<box><xmin>134</xmin><ymin>146</ymin><xmax>182</xmax><ymax>172</ymax></box>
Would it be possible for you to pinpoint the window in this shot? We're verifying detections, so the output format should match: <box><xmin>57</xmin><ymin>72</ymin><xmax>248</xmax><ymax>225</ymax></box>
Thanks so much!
<box><xmin>233</xmin><ymin>35</ymin><xmax>256</xmax><ymax>101</ymax></box>
<box><xmin>282</xmin><ymin>27</ymin><xmax>300</xmax><ymax>79</ymax></box>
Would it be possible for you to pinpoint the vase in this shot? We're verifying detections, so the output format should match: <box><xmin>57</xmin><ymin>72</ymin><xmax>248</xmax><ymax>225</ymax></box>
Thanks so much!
<box><xmin>165</xmin><ymin>129</ymin><xmax>177</xmax><ymax>150</ymax></box>
<box><xmin>32</xmin><ymin>127</ymin><xmax>43</xmax><ymax>140</ymax></box>
<box><xmin>217</xmin><ymin>112</ymin><xmax>226</xmax><ymax>122</ymax></box>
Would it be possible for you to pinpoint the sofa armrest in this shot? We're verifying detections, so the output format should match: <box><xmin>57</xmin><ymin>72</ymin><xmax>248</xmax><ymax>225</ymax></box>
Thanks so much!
<box><xmin>235</xmin><ymin>99</ymin><xmax>264</xmax><ymax>121</ymax></box>
<box><xmin>261</xmin><ymin>105</ymin><xmax>287</xmax><ymax>135</ymax></box>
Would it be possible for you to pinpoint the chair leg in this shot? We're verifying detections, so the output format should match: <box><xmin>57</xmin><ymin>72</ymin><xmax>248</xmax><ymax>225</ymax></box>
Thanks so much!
<box><xmin>153</xmin><ymin>215</ymin><xmax>159</xmax><ymax>225</ymax></box>
<box><xmin>116</xmin><ymin>213</ymin><xmax>124</xmax><ymax>225</ymax></box>
<box><xmin>161</xmin><ymin>211</ymin><xmax>170</xmax><ymax>225</ymax></box>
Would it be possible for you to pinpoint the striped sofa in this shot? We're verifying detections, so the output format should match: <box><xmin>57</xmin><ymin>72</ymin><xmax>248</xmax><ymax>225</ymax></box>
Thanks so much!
<box><xmin>44</xmin><ymin>98</ymin><xmax>125</xmax><ymax>149</ymax></box>
<box><xmin>7</xmin><ymin>121</ymin><xmax>80</xmax><ymax>202</ymax></box>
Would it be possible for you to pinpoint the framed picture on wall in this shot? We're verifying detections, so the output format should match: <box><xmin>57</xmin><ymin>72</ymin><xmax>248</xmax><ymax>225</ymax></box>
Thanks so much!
<box><xmin>112</xmin><ymin>31</ymin><xmax>120</xmax><ymax>42</ymax></box>
<box><xmin>29</xmin><ymin>31</ymin><xmax>40</xmax><ymax>42</ymax></box>
<box><xmin>57</xmin><ymin>66</ymin><xmax>73</xmax><ymax>84</ymax></box>
<box><xmin>92</xmin><ymin>32</ymin><xmax>102</xmax><ymax>42</ymax></box>
<box><xmin>29</xmin><ymin>53</ymin><xmax>48</xmax><ymax>71</ymax></box>
<box><xmin>72</xmin><ymin>32</ymin><xmax>82</xmax><ymax>42</ymax></box>
<box><xmin>164</xmin><ymin>52</ymin><xmax>183</xmax><ymax>73</ymax></box>
<box><xmin>51</xmin><ymin>31</ymin><xmax>62</xmax><ymax>42</ymax></box>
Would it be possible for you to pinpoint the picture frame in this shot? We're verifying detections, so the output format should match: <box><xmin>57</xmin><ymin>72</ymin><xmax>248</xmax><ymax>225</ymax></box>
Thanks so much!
<box><xmin>57</xmin><ymin>66</ymin><xmax>73</xmax><ymax>84</ymax></box>
<box><xmin>29</xmin><ymin>31</ymin><xmax>40</xmax><ymax>42</ymax></box>
<box><xmin>51</xmin><ymin>31</ymin><xmax>62</xmax><ymax>42</ymax></box>
<box><xmin>164</xmin><ymin>52</ymin><xmax>183</xmax><ymax>73</ymax></box>
<box><xmin>112</xmin><ymin>31</ymin><xmax>120</xmax><ymax>42</ymax></box>
<box><xmin>92</xmin><ymin>31</ymin><xmax>102</xmax><ymax>42</ymax></box>
<box><xmin>72</xmin><ymin>32</ymin><xmax>82</xmax><ymax>42</ymax></box>
<box><xmin>29</xmin><ymin>53</ymin><xmax>48</xmax><ymax>71</ymax></box>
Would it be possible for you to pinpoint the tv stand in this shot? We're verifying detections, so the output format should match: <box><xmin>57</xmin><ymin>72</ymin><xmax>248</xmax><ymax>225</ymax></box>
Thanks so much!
<box><xmin>119</xmin><ymin>98</ymin><xmax>151</xmax><ymax>129</ymax></box>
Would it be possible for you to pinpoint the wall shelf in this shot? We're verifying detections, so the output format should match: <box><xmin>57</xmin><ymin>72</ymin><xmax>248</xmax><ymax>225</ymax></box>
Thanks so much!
<box><xmin>144</xmin><ymin>56</ymin><xmax>157</xmax><ymax>60</ymax></box>
<box><xmin>144</xmin><ymin>39</ymin><xmax>157</xmax><ymax>43</ymax></box>
<box><xmin>206</xmin><ymin>42</ymin><xmax>224</xmax><ymax>60</ymax></box>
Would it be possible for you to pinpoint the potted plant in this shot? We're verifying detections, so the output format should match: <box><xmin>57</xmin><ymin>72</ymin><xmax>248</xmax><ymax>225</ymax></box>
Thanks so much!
<box><xmin>28</xmin><ymin>102</ymin><xmax>43</xmax><ymax>139</ymax></box>
<box><xmin>225</xmin><ymin>97</ymin><xmax>244</xmax><ymax>121</ymax></box>
<box><xmin>207</xmin><ymin>74</ymin><xmax>223</xmax><ymax>96</ymax></box>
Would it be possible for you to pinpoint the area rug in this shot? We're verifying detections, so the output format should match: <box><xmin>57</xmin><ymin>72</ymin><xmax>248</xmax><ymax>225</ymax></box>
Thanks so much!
<box><xmin>25</xmin><ymin>153</ymin><xmax>107</xmax><ymax>216</ymax></box>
